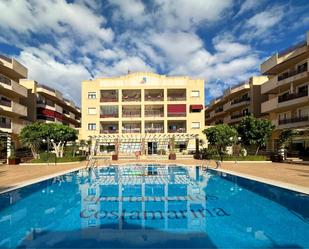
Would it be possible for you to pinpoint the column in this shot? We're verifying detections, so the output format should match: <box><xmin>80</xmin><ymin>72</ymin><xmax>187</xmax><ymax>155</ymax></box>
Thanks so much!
<box><xmin>6</xmin><ymin>134</ymin><xmax>12</xmax><ymax>164</ymax></box>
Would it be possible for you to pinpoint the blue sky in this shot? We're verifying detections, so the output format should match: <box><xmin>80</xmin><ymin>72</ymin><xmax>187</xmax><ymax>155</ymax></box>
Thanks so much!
<box><xmin>0</xmin><ymin>0</ymin><xmax>308</xmax><ymax>106</ymax></box>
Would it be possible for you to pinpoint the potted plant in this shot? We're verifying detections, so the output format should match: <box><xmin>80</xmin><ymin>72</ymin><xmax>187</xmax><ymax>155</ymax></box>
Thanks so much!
<box><xmin>8</xmin><ymin>155</ymin><xmax>20</xmax><ymax>165</ymax></box>
<box><xmin>112</xmin><ymin>138</ymin><xmax>119</xmax><ymax>161</ymax></box>
<box><xmin>168</xmin><ymin>136</ymin><xmax>176</xmax><ymax>160</ymax></box>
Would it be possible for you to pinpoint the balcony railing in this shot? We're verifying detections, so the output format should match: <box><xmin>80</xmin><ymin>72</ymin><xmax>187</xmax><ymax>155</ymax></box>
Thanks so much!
<box><xmin>122</xmin><ymin>95</ymin><xmax>141</xmax><ymax>102</ymax></box>
<box><xmin>100</xmin><ymin>129</ymin><xmax>119</xmax><ymax>134</ymax></box>
<box><xmin>37</xmin><ymin>99</ymin><xmax>55</xmax><ymax>107</ymax></box>
<box><xmin>278</xmin><ymin>64</ymin><xmax>308</xmax><ymax>81</ymax></box>
<box><xmin>167</xmin><ymin>96</ymin><xmax>186</xmax><ymax>101</ymax></box>
<box><xmin>278</xmin><ymin>115</ymin><xmax>309</xmax><ymax>125</ymax></box>
<box><xmin>100</xmin><ymin>113</ymin><xmax>118</xmax><ymax>118</ymax></box>
<box><xmin>145</xmin><ymin>110</ymin><xmax>164</xmax><ymax>117</ymax></box>
<box><xmin>0</xmin><ymin>99</ymin><xmax>12</xmax><ymax>107</ymax></box>
<box><xmin>215</xmin><ymin>107</ymin><xmax>223</xmax><ymax>113</ymax></box>
<box><xmin>100</xmin><ymin>97</ymin><xmax>118</xmax><ymax>102</ymax></box>
<box><xmin>167</xmin><ymin>112</ymin><xmax>186</xmax><ymax>117</ymax></box>
<box><xmin>168</xmin><ymin>128</ymin><xmax>186</xmax><ymax>133</ymax></box>
<box><xmin>0</xmin><ymin>122</ymin><xmax>11</xmax><ymax>129</ymax></box>
<box><xmin>37</xmin><ymin>84</ymin><xmax>56</xmax><ymax>93</ymax></box>
<box><xmin>145</xmin><ymin>127</ymin><xmax>164</xmax><ymax>133</ymax></box>
<box><xmin>145</xmin><ymin>95</ymin><xmax>164</xmax><ymax>101</ymax></box>
<box><xmin>278</xmin><ymin>90</ymin><xmax>308</xmax><ymax>103</ymax></box>
<box><xmin>0</xmin><ymin>74</ymin><xmax>11</xmax><ymax>86</ymax></box>
<box><xmin>231</xmin><ymin>112</ymin><xmax>250</xmax><ymax>120</ymax></box>
<box><xmin>122</xmin><ymin>128</ymin><xmax>141</xmax><ymax>133</ymax></box>
<box><xmin>122</xmin><ymin>111</ymin><xmax>141</xmax><ymax>118</ymax></box>
<box><xmin>231</xmin><ymin>97</ymin><xmax>250</xmax><ymax>105</ymax></box>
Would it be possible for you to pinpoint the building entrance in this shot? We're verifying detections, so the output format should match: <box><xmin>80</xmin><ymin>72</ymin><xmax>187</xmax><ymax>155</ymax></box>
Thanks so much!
<box><xmin>148</xmin><ymin>142</ymin><xmax>158</xmax><ymax>155</ymax></box>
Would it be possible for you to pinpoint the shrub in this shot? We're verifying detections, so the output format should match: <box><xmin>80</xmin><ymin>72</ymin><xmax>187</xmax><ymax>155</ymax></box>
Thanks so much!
<box><xmin>31</xmin><ymin>152</ymin><xmax>86</xmax><ymax>163</ymax></box>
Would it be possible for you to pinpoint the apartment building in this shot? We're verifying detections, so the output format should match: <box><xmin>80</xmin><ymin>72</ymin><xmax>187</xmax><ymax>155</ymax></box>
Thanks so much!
<box><xmin>260</xmin><ymin>31</ymin><xmax>309</xmax><ymax>151</ymax></box>
<box><xmin>80</xmin><ymin>72</ymin><xmax>205</xmax><ymax>155</ymax></box>
<box><xmin>20</xmin><ymin>80</ymin><xmax>81</xmax><ymax>128</ymax></box>
<box><xmin>205</xmin><ymin>76</ymin><xmax>268</xmax><ymax>125</ymax></box>
<box><xmin>0</xmin><ymin>55</ymin><xmax>28</xmax><ymax>157</ymax></box>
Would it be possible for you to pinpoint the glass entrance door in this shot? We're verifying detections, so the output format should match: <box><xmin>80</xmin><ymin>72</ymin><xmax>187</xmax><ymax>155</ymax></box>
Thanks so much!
<box><xmin>148</xmin><ymin>142</ymin><xmax>158</xmax><ymax>155</ymax></box>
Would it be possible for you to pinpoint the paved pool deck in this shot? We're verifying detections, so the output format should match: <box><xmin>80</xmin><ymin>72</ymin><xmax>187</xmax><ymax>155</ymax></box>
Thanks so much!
<box><xmin>0</xmin><ymin>159</ymin><xmax>308</xmax><ymax>194</ymax></box>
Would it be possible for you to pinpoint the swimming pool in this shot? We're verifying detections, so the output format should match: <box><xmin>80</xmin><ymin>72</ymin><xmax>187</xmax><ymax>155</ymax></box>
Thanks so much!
<box><xmin>0</xmin><ymin>164</ymin><xmax>308</xmax><ymax>248</ymax></box>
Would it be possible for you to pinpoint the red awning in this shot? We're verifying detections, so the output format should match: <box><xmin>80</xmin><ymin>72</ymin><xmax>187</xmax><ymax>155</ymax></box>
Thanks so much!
<box><xmin>167</xmin><ymin>104</ymin><xmax>186</xmax><ymax>113</ymax></box>
<box><xmin>190</xmin><ymin>105</ymin><xmax>204</xmax><ymax>110</ymax></box>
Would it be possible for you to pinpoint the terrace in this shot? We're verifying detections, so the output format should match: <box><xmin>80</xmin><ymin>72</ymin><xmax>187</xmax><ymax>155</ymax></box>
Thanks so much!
<box><xmin>122</xmin><ymin>122</ymin><xmax>141</xmax><ymax>133</ymax></box>
<box><xmin>168</xmin><ymin>120</ymin><xmax>186</xmax><ymax>133</ymax></box>
<box><xmin>100</xmin><ymin>106</ymin><xmax>118</xmax><ymax>118</ymax></box>
<box><xmin>100</xmin><ymin>121</ymin><xmax>119</xmax><ymax>134</ymax></box>
<box><xmin>100</xmin><ymin>90</ymin><xmax>118</xmax><ymax>102</ymax></box>
<box><xmin>145</xmin><ymin>105</ymin><xmax>164</xmax><ymax>117</ymax></box>
<box><xmin>122</xmin><ymin>89</ymin><xmax>141</xmax><ymax>102</ymax></box>
<box><xmin>122</xmin><ymin>105</ymin><xmax>141</xmax><ymax>118</ymax></box>
<box><xmin>144</xmin><ymin>89</ymin><xmax>164</xmax><ymax>101</ymax></box>
<box><xmin>167</xmin><ymin>89</ymin><xmax>186</xmax><ymax>101</ymax></box>
<box><xmin>145</xmin><ymin>121</ymin><xmax>164</xmax><ymax>133</ymax></box>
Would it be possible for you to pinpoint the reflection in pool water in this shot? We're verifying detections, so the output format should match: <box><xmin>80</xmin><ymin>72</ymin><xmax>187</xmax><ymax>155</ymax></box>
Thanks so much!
<box><xmin>0</xmin><ymin>164</ymin><xmax>308</xmax><ymax>248</ymax></box>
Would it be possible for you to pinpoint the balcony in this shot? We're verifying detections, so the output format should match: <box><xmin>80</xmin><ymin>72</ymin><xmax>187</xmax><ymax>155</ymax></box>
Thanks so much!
<box><xmin>122</xmin><ymin>90</ymin><xmax>141</xmax><ymax>102</ymax></box>
<box><xmin>278</xmin><ymin>90</ymin><xmax>307</xmax><ymax>103</ymax></box>
<box><xmin>0</xmin><ymin>74</ymin><xmax>27</xmax><ymax>97</ymax></box>
<box><xmin>100</xmin><ymin>90</ymin><xmax>118</xmax><ymax>102</ymax></box>
<box><xmin>168</xmin><ymin>121</ymin><xmax>186</xmax><ymax>133</ymax></box>
<box><xmin>261</xmin><ymin>41</ymin><xmax>307</xmax><ymax>74</ymax></box>
<box><xmin>278</xmin><ymin>63</ymin><xmax>307</xmax><ymax>81</ymax></box>
<box><xmin>100</xmin><ymin>122</ymin><xmax>119</xmax><ymax>134</ymax></box>
<box><xmin>0</xmin><ymin>100</ymin><xmax>27</xmax><ymax>117</ymax></box>
<box><xmin>122</xmin><ymin>122</ymin><xmax>141</xmax><ymax>133</ymax></box>
<box><xmin>231</xmin><ymin>112</ymin><xmax>250</xmax><ymax>120</ymax></box>
<box><xmin>0</xmin><ymin>98</ymin><xmax>11</xmax><ymax>107</ymax></box>
<box><xmin>167</xmin><ymin>89</ymin><xmax>186</xmax><ymax>101</ymax></box>
<box><xmin>0</xmin><ymin>55</ymin><xmax>28</xmax><ymax>79</ymax></box>
<box><xmin>0</xmin><ymin>121</ymin><xmax>11</xmax><ymax>129</ymax></box>
<box><xmin>145</xmin><ymin>89</ymin><xmax>164</xmax><ymax>101</ymax></box>
<box><xmin>37</xmin><ymin>98</ymin><xmax>55</xmax><ymax>108</ymax></box>
<box><xmin>145</xmin><ymin>121</ymin><xmax>164</xmax><ymax>133</ymax></box>
<box><xmin>100</xmin><ymin>106</ymin><xmax>118</xmax><ymax>118</ymax></box>
<box><xmin>122</xmin><ymin>105</ymin><xmax>141</xmax><ymax>118</ymax></box>
<box><xmin>145</xmin><ymin>105</ymin><xmax>164</xmax><ymax>117</ymax></box>
<box><xmin>167</xmin><ymin>104</ymin><xmax>186</xmax><ymax>117</ymax></box>
<box><xmin>278</xmin><ymin>115</ymin><xmax>309</xmax><ymax>125</ymax></box>
<box><xmin>215</xmin><ymin>106</ymin><xmax>224</xmax><ymax>113</ymax></box>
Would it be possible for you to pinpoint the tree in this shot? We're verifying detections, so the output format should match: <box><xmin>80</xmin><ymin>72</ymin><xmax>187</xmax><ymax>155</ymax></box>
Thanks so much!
<box><xmin>20</xmin><ymin>122</ymin><xmax>44</xmax><ymax>159</ymax></box>
<box><xmin>278</xmin><ymin>129</ymin><xmax>299</xmax><ymax>149</ymax></box>
<box><xmin>203</xmin><ymin>124</ymin><xmax>238</xmax><ymax>161</ymax></box>
<box><xmin>20</xmin><ymin>123</ymin><xmax>77</xmax><ymax>158</ymax></box>
<box><xmin>40</xmin><ymin>123</ymin><xmax>77</xmax><ymax>157</ymax></box>
<box><xmin>236</xmin><ymin>115</ymin><xmax>275</xmax><ymax>155</ymax></box>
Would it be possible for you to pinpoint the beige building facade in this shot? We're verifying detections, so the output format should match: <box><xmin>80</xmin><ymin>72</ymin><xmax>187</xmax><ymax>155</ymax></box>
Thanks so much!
<box><xmin>20</xmin><ymin>80</ymin><xmax>81</xmax><ymax>128</ymax></box>
<box><xmin>0</xmin><ymin>55</ymin><xmax>28</xmax><ymax>158</ymax></box>
<box><xmin>80</xmin><ymin>72</ymin><xmax>205</xmax><ymax>155</ymax></box>
<box><xmin>260</xmin><ymin>31</ymin><xmax>309</xmax><ymax>151</ymax></box>
<box><xmin>205</xmin><ymin>76</ymin><xmax>268</xmax><ymax>126</ymax></box>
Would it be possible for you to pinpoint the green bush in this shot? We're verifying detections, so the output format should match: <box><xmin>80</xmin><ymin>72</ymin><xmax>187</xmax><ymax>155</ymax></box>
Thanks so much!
<box><xmin>211</xmin><ymin>155</ymin><xmax>267</xmax><ymax>161</ymax></box>
<box><xmin>31</xmin><ymin>152</ymin><xmax>86</xmax><ymax>163</ymax></box>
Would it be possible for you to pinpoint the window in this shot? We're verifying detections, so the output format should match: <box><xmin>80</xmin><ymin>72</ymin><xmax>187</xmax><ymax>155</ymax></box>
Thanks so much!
<box><xmin>88</xmin><ymin>107</ymin><xmax>97</xmax><ymax>115</ymax></box>
<box><xmin>191</xmin><ymin>90</ymin><xmax>200</xmax><ymax>97</ymax></box>
<box><xmin>88</xmin><ymin>92</ymin><xmax>96</xmax><ymax>99</ymax></box>
<box><xmin>88</xmin><ymin>123</ymin><xmax>96</xmax><ymax>130</ymax></box>
<box><xmin>191</xmin><ymin>122</ymin><xmax>200</xmax><ymax>129</ymax></box>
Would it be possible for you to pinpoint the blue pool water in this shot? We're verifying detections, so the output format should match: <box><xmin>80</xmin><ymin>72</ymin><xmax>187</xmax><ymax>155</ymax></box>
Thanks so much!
<box><xmin>0</xmin><ymin>164</ymin><xmax>308</xmax><ymax>248</ymax></box>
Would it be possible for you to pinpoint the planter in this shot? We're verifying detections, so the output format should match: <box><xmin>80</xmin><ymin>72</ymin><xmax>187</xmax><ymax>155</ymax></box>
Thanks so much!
<box><xmin>112</xmin><ymin>154</ymin><xmax>118</xmax><ymax>161</ymax></box>
<box><xmin>8</xmin><ymin>158</ymin><xmax>21</xmax><ymax>165</ymax></box>
<box><xmin>169</xmin><ymin>153</ymin><xmax>176</xmax><ymax>160</ymax></box>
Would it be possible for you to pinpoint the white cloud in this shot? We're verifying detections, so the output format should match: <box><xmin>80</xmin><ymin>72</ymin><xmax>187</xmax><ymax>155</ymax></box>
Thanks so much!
<box><xmin>0</xmin><ymin>0</ymin><xmax>114</xmax><ymax>42</ymax></box>
<box><xmin>154</xmin><ymin>0</ymin><xmax>233</xmax><ymax>30</ymax></box>
<box><xmin>17</xmin><ymin>49</ymin><xmax>91</xmax><ymax>106</ymax></box>
<box><xmin>236</xmin><ymin>0</ymin><xmax>265</xmax><ymax>16</ymax></box>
